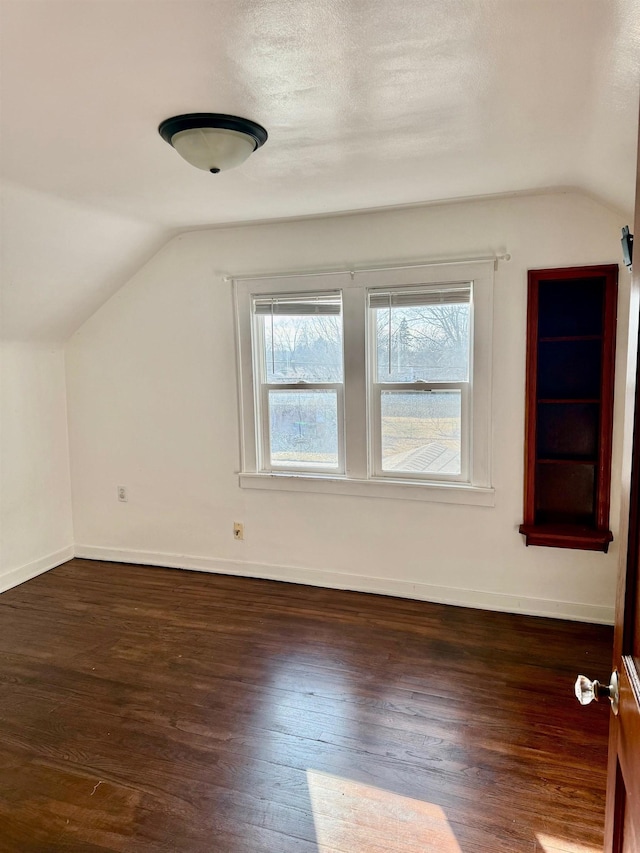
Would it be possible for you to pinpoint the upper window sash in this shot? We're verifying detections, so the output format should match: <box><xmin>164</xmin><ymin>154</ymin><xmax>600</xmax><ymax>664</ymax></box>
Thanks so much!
<box><xmin>367</xmin><ymin>283</ymin><xmax>472</xmax><ymax>387</ymax></box>
<box><xmin>252</xmin><ymin>290</ymin><xmax>344</xmax><ymax>384</ymax></box>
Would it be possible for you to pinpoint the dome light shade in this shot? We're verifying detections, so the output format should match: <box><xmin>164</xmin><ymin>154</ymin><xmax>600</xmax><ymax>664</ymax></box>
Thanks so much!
<box><xmin>158</xmin><ymin>113</ymin><xmax>268</xmax><ymax>174</ymax></box>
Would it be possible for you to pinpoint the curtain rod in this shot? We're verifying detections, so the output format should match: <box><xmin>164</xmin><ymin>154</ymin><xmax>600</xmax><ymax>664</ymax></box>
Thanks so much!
<box><xmin>224</xmin><ymin>253</ymin><xmax>511</xmax><ymax>283</ymax></box>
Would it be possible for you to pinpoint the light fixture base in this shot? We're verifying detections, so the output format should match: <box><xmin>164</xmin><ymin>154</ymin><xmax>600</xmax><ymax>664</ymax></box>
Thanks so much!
<box><xmin>158</xmin><ymin>113</ymin><xmax>268</xmax><ymax>149</ymax></box>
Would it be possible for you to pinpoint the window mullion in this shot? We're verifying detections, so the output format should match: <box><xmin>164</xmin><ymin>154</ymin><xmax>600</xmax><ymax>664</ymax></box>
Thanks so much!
<box><xmin>342</xmin><ymin>287</ymin><xmax>368</xmax><ymax>479</ymax></box>
<box><xmin>251</xmin><ymin>312</ymin><xmax>267</xmax><ymax>472</ymax></box>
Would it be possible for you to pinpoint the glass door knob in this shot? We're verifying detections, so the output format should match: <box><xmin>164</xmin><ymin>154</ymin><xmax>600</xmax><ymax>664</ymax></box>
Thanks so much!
<box><xmin>574</xmin><ymin>671</ymin><xmax>619</xmax><ymax>715</ymax></box>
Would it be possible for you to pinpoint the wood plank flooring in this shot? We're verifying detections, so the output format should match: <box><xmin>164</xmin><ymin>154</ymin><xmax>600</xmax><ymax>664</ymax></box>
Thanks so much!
<box><xmin>0</xmin><ymin>559</ymin><xmax>613</xmax><ymax>853</ymax></box>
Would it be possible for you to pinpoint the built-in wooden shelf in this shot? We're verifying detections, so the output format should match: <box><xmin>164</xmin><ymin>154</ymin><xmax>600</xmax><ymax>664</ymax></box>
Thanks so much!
<box><xmin>519</xmin><ymin>265</ymin><xmax>618</xmax><ymax>552</ymax></box>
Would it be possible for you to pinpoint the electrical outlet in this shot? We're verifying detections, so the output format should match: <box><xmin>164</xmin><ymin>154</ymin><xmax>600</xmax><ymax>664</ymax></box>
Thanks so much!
<box><xmin>233</xmin><ymin>522</ymin><xmax>244</xmax><ymax>540</ymax></box>
<box><xmin>117</xmin><ymin>485</ymin><xmax>128</xmax><ymax>502</ymax></box>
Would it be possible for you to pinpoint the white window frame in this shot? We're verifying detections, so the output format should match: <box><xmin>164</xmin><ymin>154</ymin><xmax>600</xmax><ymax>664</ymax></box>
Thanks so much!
<box><xmin>233</xmin><ymin>261</ymin><xmax>494</xmax><ymax>506</ymax></box>
<box><xmin>367</xmin><ymin>283</ymin><xmax>472</xmax><ymax>483</ymax></box>
<box><xmin>251</xmin><ymin>290</ymin><xmax>346</xmax><ymax>475</ymax></box>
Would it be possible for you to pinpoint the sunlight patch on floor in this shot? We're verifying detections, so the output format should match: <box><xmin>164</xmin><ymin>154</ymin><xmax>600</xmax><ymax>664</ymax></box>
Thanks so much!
<box><xmin>306</xmin><ymin>769</ymin><xmax>463</xmax><ymax>853</ymax></box>
<box><xmin>536</xmin><ymin>832</ymin><xmax>602</xmax><ymax>853</ymax></box>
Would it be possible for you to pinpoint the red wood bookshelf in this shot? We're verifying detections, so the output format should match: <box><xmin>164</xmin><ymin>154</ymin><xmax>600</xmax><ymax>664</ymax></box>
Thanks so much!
<box><xmin>519</xmin><ymin>265</ymin><xmax>618</xmax><ymax>552</ymax></box>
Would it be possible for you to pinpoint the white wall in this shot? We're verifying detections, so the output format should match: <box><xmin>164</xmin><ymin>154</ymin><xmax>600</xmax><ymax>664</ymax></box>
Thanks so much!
<box><xmin>0</xmin><ymin>343</ymin><xmax>74</xmax><ymax>589</ymax></box>
<box><xmin>66</xmin><ymin>191</ymin><xmax>629</xmax><ymax>623</ymax></box>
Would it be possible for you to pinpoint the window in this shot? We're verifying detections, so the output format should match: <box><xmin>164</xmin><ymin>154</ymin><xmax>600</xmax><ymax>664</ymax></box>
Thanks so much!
<box><xmin>369</xmin><ymin>285</ymin><xmax>470</xmax><ymax>481</ymax></box>
<box><xmin>253</xmin><ymin>293</ymin><xmax>344</xmax><ymax>473</ymax></box>
<box><xmin>234</xmin><ymin>261</ymin><xmax>494</xmax><ymax>505</ymax></box>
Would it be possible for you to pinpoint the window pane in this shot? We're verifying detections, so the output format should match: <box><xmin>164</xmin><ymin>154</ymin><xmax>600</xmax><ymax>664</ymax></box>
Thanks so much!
<box><xmin>261</xmin><ymin>306</ymin><xmax>343</xmax><ymax>383</ymax></box>
<box><xmin>268</xmin><ymin>390</ymin><xmax>339</xmax><ymax>469</ymax></box>
<box><xmin>374</xmin><ymin>303</ymin><xmax>469</xmax><ymax>382</ymax></box>
<box><xmin>381</xmin><ymin>390</ymin><xmax>461</xmax><ymax>475</ymax></box>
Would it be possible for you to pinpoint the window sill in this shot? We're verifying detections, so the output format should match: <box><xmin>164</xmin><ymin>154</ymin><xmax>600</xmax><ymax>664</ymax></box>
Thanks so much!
<box><xmin>239</xmin><ymin>472</ymin><xmax>495</xmax><ymax>506</ymax></box>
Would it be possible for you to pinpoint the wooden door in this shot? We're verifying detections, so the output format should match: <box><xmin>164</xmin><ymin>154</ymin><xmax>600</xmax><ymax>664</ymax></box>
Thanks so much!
<box><xmin>602</xmin><ymin>105</ymin><xmax>640</xmax><ymax>853</ymax></box>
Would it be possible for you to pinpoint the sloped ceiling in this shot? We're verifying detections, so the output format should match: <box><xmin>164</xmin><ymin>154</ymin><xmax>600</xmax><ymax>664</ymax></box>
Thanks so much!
<box><xmin>1</xmin><ymin>0</ymin><xmax>638</xmax><ymax>342</ymax></box>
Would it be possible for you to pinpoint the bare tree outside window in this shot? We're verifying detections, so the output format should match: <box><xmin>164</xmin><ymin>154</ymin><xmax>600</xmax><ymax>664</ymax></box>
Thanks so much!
<box><xmin>375</xmin><ymin>304</ymin><xmax>469</xmax><ymax>382</ymax></box>
<box><xmin>263</xmin><ymin>314</ymin><xmax>343</xmax><ymax>383</ymax></box>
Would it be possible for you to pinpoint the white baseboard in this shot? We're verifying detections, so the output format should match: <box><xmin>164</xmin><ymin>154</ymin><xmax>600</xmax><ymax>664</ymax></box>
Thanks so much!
<box><xmin>74</xmin><ymin>544</ymin><xmax>615</xmax><ymax>625</ymax></box>
<box><xmin>0</xmin><ymin>545</ymin><xmax>75</xmax><ymax>594</ymax></box>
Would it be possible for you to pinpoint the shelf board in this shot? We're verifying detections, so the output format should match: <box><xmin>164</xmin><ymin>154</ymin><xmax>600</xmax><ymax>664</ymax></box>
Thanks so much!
<box><xmin>536</xmin><ymin>458</ymin><xmax>597</xmax><ymax>465</ymax></box>
<box><xmin>538</xmin><ymin>335</ymin><xmax>602</xmax><ymax>342</ymax></box>
<box><xmin>537</xmin><ymin>398</ymin><xmax>600</xmax><ymax>404</ymax></box>
<box><xmin>518</xmin><ymin>523</ymin><xmax>613</xmax><ymax>553</ymax></box>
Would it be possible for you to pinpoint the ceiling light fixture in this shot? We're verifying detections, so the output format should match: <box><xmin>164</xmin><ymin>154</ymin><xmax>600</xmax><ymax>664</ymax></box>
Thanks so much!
<box><xmin>158</xmin><ymin>113</ymin><xmax>268</xmax><ymax>174</ymax></box>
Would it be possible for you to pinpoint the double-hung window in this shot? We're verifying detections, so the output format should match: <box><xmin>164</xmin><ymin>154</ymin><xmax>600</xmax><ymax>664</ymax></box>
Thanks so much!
<box><xmin>369</xmin><ymin>284</ymin><xmax>471</xmax><ymax>482</ymax></box>
<box><xmin>234</xmin><ymin>261</ymin><xmax>494</xmax><ymax>505</ymax></box>
<box><xmin>253</xmin><ymin>292</ymin><xmax>345</xmax><ymax>473</ymax></box>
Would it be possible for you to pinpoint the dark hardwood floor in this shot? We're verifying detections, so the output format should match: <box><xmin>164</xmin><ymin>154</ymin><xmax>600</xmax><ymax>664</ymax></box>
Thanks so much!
<box><xmin>0</xmin><ymin>559</ymin><xmax>612</xmax><ymax>853</ymax></box>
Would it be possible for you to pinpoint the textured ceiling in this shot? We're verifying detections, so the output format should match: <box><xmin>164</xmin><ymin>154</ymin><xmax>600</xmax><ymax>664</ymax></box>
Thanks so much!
<box><xmin>1</xmin><ymin>0</ymin><xmax>639</xmax><ymax>341</ymax></box>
